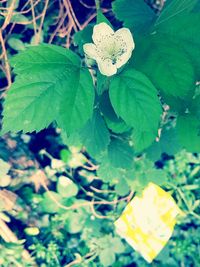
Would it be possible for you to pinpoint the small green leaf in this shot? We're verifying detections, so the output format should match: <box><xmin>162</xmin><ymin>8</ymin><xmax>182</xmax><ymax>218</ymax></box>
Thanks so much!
<box><xmin>80</xmin><ymin>109</ymin><xmax>110</xmax><ymax>157</ymax></box>
<box><xmin>108</xmin><ymin>138</ymin><xmax>134</xmax><ymax>169</ymax></box>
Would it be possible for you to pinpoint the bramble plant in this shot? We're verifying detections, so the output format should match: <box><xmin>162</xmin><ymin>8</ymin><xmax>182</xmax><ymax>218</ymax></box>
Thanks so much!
<box><xmin>2</xmin><ymin>0</ymin><xmax>200</xmax><ymax>190</ymax></box>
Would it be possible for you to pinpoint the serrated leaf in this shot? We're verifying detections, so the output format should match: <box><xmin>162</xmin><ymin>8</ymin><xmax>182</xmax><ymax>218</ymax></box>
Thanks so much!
<box><xmin>2</xmin><ymin>76</ymin><xmax>62</xmax><ymax>133</ymax></box>
<box><xmin>108</xmin><ymin>138</ymin><xmax>134</xmax><ymax>169</ymax></box>
<box><xmin>80</xmin><ymin>109</ymin><xmax>110</xmax><ymax>157</ymax></box>
<box><xmin>10</xmin><ymin>44</ymin><xmax>80</xmax><ymax>74</ymax></box>
<box><xmin>176</xmin><ymin>114</ymin><xmax>200</xmax><ymax>152</ymax></box>
<box><xmin>3</xmin><ymin>44</ymin><xmax>94</xmax><ymax>134</ymax></box>
<box><xmin>109</xmin><ymin>69</ymin><xmax>162</xmax><ymax>140</ymax></box>
<box><xmin>112</xmin><ymin>0</ymin><xmax>156</xmax><ymax>35</ymax></box>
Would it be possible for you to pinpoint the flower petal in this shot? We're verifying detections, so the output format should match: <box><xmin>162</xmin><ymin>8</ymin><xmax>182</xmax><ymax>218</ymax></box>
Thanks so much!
<box><xmin>115</xmin><ymin>51</ymin><xmax>133</xmax><ymax>68</ymax></box>
<box><xmin>83</xmin><ymin>43</ymin><xmax>98</xmax><ymax>59</ymax></box>
<box><xmin>115</xmin><ymin>28</ymin><xmax>135</xmax><ymax>52</ymax></box>
<box><xmin>114</xmin><ymin>28</ymin><xmax>135</xmax><ymax>68</ymax></box>
<box><xmin>97</xmin><ymin>59</ymin><xmax>117</xmax><ymax>76</ymax></box>
<box><xmin>92</xmin><ymin>22</ymin><xmax>114</xmax><ymax>45</ymax></box>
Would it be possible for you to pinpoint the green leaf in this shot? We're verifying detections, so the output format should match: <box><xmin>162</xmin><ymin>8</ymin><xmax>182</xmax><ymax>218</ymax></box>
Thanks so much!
<box><xmin>10</xmin><ymin>44</ymin><xmax>80</xmax><ymax>74</ymax></box>
<box><xmin>108</xmin><ymin>138</ymin><xmax>134</xmax><ymax>169</ymax></box>
<box><xmin>2</xmin><ymin>75</ymin><xmax>62</xmax><ymax>133</ymax></box>
<box><xmin>80</xmin><ymin>109</ymin><xmax>110</xmax><ymax>157</ymax></box>
<box><xmin>176</xmin><ymin>114</ymin><xmax>200</xmax><ymax>152</ymax></box>
<box><xmin>134</xmin><ymin>35</ymin><xmax>195</xmax><ymax>98</ymax></box>
<box><xmin>156</xmin><ymin>0</ymin><xmax>198</xmax><ymax>26</ymax></box>
<box><xmin>99</xmin><ymin>249</ymin><xmax>116</xmax><ymax>267</ymax></box>
<box><xmin>109</xmin><ymin>69</ymin><xmax>162</xmax><ymax>146</ymax></box>
<box><xmin>112</xmin><ymin>0</ymin><xmax>156</xmax><ymax>35</ymax></box>
<box><xmin>2</xmin><ymin>44</ymin><xmax>94</xmax><ymax>134</ymax></box>
<box><xmin>56</xmin><ymin>67</ymin><xmax>95</xmax><ymax>134</ymax></box>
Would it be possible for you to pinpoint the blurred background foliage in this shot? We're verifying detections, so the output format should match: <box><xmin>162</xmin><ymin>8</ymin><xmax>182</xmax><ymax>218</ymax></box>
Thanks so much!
<box><xmin>0</xmin><ymin>0</ymin><xmax>199</xmax><ymax>266</ymax></box>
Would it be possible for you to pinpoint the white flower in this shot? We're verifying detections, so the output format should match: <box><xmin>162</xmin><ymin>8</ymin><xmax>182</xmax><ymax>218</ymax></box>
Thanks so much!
<box><xmin>83</xmin><ymin>22</ymin><xmax>135</xmax><ymax>76</ymax></box>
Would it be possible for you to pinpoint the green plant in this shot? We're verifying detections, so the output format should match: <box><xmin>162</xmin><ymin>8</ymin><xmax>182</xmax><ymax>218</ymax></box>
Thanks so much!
<box><xmin>2</xmin><ymin>0</ymin><xmax>200</xmax><ymax>190</ymax></box>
